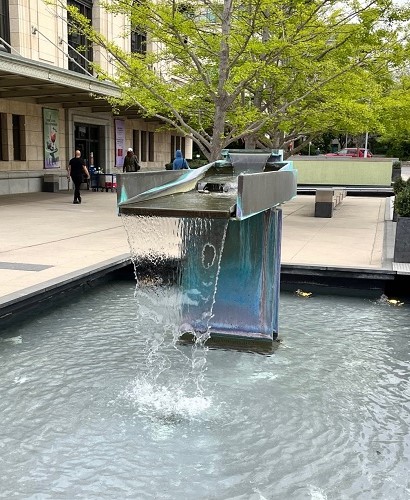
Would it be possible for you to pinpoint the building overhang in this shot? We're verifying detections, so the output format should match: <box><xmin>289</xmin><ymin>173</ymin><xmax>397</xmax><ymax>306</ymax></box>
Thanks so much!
<box><xmin>0</xmin><ymin>52</ymin><xmax>139</xmax><ymax>114</ymax></box>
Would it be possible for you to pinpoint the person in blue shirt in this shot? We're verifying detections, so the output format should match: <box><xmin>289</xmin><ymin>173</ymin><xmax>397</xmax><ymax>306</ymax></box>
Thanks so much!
<box><xmin>172</xmin><ymin>150</ymin><xmax>190</xmax><ymax>170</ymax></box>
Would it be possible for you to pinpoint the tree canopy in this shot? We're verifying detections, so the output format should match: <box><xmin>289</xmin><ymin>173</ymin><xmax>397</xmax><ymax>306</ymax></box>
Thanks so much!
<box><xmin>63</xmin><ymin>0</ymin><xmax>410</xmax><ymax>160</ymax></box>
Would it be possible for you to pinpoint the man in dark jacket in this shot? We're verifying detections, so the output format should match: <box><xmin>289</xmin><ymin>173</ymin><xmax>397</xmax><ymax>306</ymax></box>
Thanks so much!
<box><xmin>123</xmin><ymin>148</ymin><xmax>140</xmax><ymax>172</ymax></box>
<box><xmin>67</xmin><ymin>150</ymin><xmax>90</xmax><ymax>204</ymax></box>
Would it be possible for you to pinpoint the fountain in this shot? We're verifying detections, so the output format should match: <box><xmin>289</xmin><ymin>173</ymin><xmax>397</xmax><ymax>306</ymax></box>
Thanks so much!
<box><xmin>118</xmin><ymin>150</ymin><xmax>297</xmax><ymax>347</ymax></box>
<box><xmin>1</xmin><ymin>155</ymin><xmax>408</xmax><ymax>499</ymax></box>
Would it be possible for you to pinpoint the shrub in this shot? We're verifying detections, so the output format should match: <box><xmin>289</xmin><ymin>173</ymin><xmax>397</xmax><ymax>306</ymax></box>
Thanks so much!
<box><xmin>394</xmin><ymin>187</ymin><xmax>410</xmax><ymax>217</ymax></box>
<box><xmin>392</xmin><ymin>160</ymin><xmax>402</xmax><ymax>169</ymax></box>
<box><xmin>188</xmin><ymin>159</ymin><xmax>209</xmax><ymax>169</ymax></box>
<box><xmin>393</xmin><ymin>177</ymin><xmax>406</xmax><ymax>195</ymax></box>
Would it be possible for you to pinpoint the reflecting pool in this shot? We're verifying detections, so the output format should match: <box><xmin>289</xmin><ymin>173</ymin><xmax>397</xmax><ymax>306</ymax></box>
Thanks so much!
<box><xmin>0</xmin><ymin>283</ymin><xmax>409</xmax><ymax>499</ymax></box>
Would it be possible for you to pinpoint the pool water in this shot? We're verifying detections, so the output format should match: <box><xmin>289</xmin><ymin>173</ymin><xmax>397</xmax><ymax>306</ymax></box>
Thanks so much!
<box><xmin>0</xmin><ymin>282</ymin><xmax>409</xmax><ymax>499</ymax></box>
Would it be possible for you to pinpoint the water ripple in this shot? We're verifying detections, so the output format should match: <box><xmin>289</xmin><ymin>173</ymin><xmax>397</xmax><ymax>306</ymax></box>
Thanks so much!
<box><xmin>0</xmin><ymin>286</ymin><xmax>409</xmax><ymax>499</ymax></box>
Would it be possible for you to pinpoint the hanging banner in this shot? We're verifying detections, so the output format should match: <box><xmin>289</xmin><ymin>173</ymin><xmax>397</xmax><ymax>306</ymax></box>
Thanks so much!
<box><xmin>43</xmin><ymin>108</ymin><xmax>60</xmax><ymax>169</ymax></box>
<box><xmin>115</xmin><ymin>119</ymin><xmax>126</xmax><ymax>168</ymax></box>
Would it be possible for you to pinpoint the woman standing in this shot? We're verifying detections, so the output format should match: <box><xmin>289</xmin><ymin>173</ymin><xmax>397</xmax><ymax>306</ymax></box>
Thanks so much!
<box><xmin>123</xmin><ymin>148</ymin><xmax>140</xmax><ymax>172</ymax></box>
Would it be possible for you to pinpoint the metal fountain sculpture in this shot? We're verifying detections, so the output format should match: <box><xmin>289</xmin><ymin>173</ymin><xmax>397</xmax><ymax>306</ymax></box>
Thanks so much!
<box><xmin>117</xmin><ymin>150</ymin><xmax>297</xmax><ymax>348</ymax></box>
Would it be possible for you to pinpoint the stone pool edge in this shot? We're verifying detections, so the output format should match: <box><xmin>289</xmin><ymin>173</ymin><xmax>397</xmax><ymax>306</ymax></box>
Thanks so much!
<box><xmin>1</xmin><ymin>257</ymin><xmax>405</xmax><ymax>327</ymax></box>
<box><xmin>0</xmin><ymin>254</ymin><xmax>132</xmax><ymax>323</ymax></box>
<box><xmin>280</xmin><ymin>264</ymin><xmax>398</xmax><ymax>298</ymax></box>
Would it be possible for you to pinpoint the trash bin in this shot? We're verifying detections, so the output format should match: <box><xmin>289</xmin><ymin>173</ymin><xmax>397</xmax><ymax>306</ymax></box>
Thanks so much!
<box><xmin>43</xmin><ymin>174</ymin><xmax>59</xmax><ymax>192</ymax></box>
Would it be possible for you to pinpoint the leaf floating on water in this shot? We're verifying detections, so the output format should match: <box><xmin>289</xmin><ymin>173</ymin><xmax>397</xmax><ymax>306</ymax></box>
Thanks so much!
<box><xmin>387</xmin><ymin>298</ymin><xmax>404</xmax><ymax>306</ymax></box>
<box><xmin>378</xmin><ymin>294</ymin><xmax>404</xmax><ymax>306</ymax></box>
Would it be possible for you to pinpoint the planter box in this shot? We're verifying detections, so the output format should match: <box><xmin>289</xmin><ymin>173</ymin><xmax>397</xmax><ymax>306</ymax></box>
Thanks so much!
<box><xmin>394</xmin><ymin>216</ymin><xmax>410</xmax><ymax>262</ymax></box>
<box><xmin>393</xmin><ymin>209</ymin><xmax>398</xmax><ymax>222</ymax></box>
<box><xmin>392</xmin><ymin>168</ymin><xmax>402</xmax><ymax>182</ymax></box>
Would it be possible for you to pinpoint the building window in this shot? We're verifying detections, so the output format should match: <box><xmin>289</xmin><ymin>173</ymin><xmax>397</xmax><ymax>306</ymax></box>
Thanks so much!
<box><xmin>131</xmin><ymin>30</ymin><xmax>147</xmax><ymax>55</ymax></box>
<box><xmin>140</xmin><ymin>130</ymin><xmax>147</xmax><ymax>162</ymax></box>
<box><xmin>171</xmin><ymin>135</ymin><xmax>185</xmax><ymax>159</ymax></box>
<box><xmin>130</xmin><ymin>0</ymin><xmax>147</xmax><ymax>55</ymax></box>
<box><xmin>67</xmin><ymin>0</ymin><xmax>93</xmax><ymax>75</ymax></box>
<box><xmin>0</xmin><ymin>113</ymin><xmax>7</xmax><ymax>161</ymax></box>
<box><xmin>133</xmin><ymin>129</ymin><xmax>140</xmax><ymax>159</ymax></box>
<box><xmin>0</xmin><ymin>0</ymin><xmax>10</xmax><ymax>52</ymax></box>
<box><xmin>12</xmin><ymin>114</ymin><xmax>25</xmax><ymax>161</ymax></box>
<box><xmin>148</xmin><ymin>132</ymin><xmax>154</xmax><ymax>162</ymax></box>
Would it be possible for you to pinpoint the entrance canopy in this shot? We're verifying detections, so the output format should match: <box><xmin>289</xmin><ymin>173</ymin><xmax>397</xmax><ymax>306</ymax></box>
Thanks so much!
<box><xmin>0</xmin><ymin>52</ymin><xmax>129</xmax><ymax>112</ymax></box>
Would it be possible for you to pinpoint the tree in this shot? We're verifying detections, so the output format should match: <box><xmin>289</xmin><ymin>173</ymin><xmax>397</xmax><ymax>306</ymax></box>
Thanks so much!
<box><xmin>377</xmin><ymin>74</ymin><xmax>410</xmax><ymax>157</ymax></box>
<box><xmin>61</xmin><ymin>0</ymin><xmax>410</xmax><ymax>161</ymax></box>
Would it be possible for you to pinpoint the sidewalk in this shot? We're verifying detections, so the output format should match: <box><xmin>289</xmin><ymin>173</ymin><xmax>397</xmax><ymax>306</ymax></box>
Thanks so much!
<box><xmin>281</xmin><ymin>195</ymin><xmax>387</xmax><ymax>268</ymax></box>
<box><xmin>0</xmin><ymin>191</ymin><xmax>130</xmax><ymax>306</ymax></box>
<box><xmin>0</xmin><ymin>189</ymin><xmax>393</xmax><ymax>311</ymax></box>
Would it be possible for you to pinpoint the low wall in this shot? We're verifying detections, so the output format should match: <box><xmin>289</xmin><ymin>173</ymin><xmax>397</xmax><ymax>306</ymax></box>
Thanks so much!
<box><xmin>289</xmin><ymin>156</ymin><xmax>395</xmax><ymax>186</ymax></box>
<box><xmin>0</xmin><ymin>170</ymin><xmax>70</xmax><ymax>195</ymax></box>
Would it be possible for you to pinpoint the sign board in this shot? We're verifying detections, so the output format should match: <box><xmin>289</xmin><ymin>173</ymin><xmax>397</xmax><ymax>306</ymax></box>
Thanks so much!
<box><xmin>115</xmin><ymin>119</ymin><xmax>125</xmax><ymax>168</ymax></box>
<box><xmin>43</xmin><ymin>108</ymin><xmax>60</xmax><ymax>169</ymax></box>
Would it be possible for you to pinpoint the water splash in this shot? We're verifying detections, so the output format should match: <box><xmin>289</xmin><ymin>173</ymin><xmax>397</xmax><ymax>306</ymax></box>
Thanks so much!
<box><xmin>120</xmin><ymin>377</ymin><xmax>212</xmax><ymax>423</ymax></box>
<box><xmin>307</xmin><ymin>485</ymin><xmax>328</xmax><ymax>500</ymax></box>
<box><xmin>120</xmin><ymin>215</ymin><xmax>229</xmax><ymax>420</ymax></box>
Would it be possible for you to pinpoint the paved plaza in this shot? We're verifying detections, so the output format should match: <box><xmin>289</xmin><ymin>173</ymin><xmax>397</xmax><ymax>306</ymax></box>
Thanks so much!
<box><xmin>0</xmin><ymin>187</ymin><xmax>397</xmax><ymax>311</ymax></box>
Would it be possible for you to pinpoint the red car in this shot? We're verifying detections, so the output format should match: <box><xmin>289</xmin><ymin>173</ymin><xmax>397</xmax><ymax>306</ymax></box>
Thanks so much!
<box><xmin>325</xmin><ymin>148</ymin><xmax>373</xmax><ymax>158</ymax></box>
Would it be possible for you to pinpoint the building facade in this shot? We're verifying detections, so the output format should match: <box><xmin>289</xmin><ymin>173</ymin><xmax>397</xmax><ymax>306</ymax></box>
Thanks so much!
<box><xmin>0</xmin><ymin>0</ymin><xmax>191</xmax><ymax>194</ymax></box>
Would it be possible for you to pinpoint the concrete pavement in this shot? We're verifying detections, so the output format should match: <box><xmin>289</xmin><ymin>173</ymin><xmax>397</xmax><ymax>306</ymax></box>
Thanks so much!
<box><xmin>0</xmin><ymin>190</ymin><xmax>129</xmax><ymax>307</ymax></box>
<box><xmin>0</xmin><ymin>188</ymin><xmax>398</xmax><ymax>314</ymax></box>
<box><xmin>282</xmin><ymin>195</ymin><xmax>387</xmax><ymax>268</ymax></box>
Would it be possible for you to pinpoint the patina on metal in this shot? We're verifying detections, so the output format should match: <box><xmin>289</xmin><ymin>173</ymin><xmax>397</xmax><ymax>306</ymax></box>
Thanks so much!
<box><xmin>117</xmin><ymin>150</ymin><xmax>297</xmax><ymax>220</ymax></box>
<box><xmin>118</xmin><ymin>150</ymin><xmax>297</xmax><ymax>347</ymax></box>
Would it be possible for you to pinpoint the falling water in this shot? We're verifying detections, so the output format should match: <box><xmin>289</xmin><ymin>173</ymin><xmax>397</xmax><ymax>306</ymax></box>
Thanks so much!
<box><xmin>120</xmin><ymin>214</ymin><xmax>229</xmax><ymax>420</ymax></box>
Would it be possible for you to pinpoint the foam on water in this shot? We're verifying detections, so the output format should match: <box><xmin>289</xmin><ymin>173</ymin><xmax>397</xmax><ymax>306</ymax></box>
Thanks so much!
<box><xmin>252</xmin><ymin>488</ymin><xmax>269</xmax><ymax>500</ymax></box>
<box><xmin>307</xmin><ymin>485</ymin><xmax>328</xmax><ymax>499</ymax></box>
<box><xmin>1</xmin><ymin>335</ymin><xmax>22</xmax><ymax>344</ymax></box>
<box><xmin>120</xmin><ymin>377</ymin><xmax>212</xmax><ymax>423</ymax></box>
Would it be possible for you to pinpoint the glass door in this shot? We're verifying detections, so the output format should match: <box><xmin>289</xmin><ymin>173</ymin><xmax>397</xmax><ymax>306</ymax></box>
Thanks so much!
<box><xmin>74</xmin><ymin>124</ymin><xmax>100</xmax><ymax>170</ymax></box>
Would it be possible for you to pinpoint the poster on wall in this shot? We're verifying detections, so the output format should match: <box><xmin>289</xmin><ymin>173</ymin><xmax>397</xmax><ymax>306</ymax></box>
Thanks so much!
<box><xmin>115</xmin><ymin>119</ymin><xmax>125</xmax><ymax>168</ymax></box>
<box><xmin>43</xmin><ymin>108</ymin><xmax>60</xmax><ymax>169</ymax></box>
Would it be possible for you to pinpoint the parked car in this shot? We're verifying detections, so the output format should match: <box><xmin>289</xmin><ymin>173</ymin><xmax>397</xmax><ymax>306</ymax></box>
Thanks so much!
<box><xmin>325</xmin><ymin>148</ymin><xmax>373</xmax><ymax>158</ymax></box>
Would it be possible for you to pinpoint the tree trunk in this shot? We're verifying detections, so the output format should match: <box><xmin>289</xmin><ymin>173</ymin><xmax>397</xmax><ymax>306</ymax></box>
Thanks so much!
<box><xmin>207</xmin><ymin>0</ymin><xmax>233</xmax><ymax>163</ymax></box>
<box><xmin>272</xmin><ymin>130</ymin><xmax>285</xmax><ymax>149</ymax></box>
<box><xmin>244</xmin><ymin>136</ymin><xmax>257</xmax><ymax>149</ymax></box>
<box><xmin>209</xmin><ymin>104</ymin><xmax>227</xmax><ymax>162</ymax></box>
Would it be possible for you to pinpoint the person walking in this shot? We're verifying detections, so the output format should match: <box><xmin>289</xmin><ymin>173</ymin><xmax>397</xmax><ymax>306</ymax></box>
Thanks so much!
<box><xmin>172</xmin><ymin>150</ymin><xmax>189</xmax><ymax>170</ymax></box>
<box><xmin>123</xmin><ymin>148</ymin><xmax>140</xmax><ymax>172</ymax></box>
<box><xmin>67</xmin><ymin>150</ymin><xmax>90</xmax><ymax>204</ymax></box>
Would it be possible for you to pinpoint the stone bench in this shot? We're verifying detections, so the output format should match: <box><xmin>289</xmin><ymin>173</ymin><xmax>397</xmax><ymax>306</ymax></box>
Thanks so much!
<box><xmin>314</xmin><ymin>187</ymin><xmax>347</xmax><ymax>217</ymax></box>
